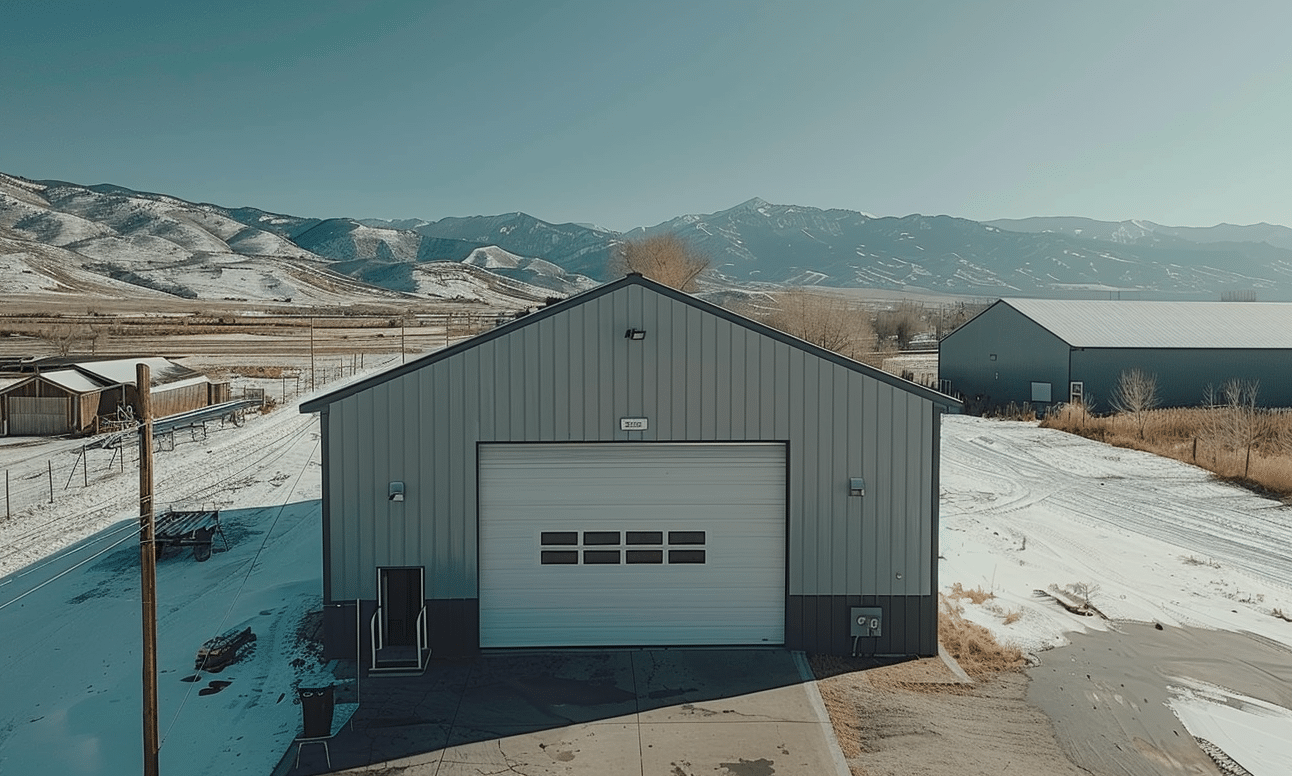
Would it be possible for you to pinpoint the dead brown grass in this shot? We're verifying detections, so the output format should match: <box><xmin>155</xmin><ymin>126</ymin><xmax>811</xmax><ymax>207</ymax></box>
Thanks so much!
<box><xmin>220</xmin><ymin>365</ymin><xmax>301</xmax><ymax>379</ymax></box>
<box><xmin>989</xmin><ymin>402</ymin><xmax>1037</xmax><ymax>421</ymax></box>
<box><xmin>1041</xmin><ymin>403</ymin><xmax>1292</xmax><ymax>499</ymax></box>
<box><xmin>947</xmin><ymin>582</ymin><xmax>995</xmax><ymax>605</ymax></box>
<box><xmin>938</xmin><ymin>596</ymin><xmax>1026</xmax><ymax>678</ymax></box>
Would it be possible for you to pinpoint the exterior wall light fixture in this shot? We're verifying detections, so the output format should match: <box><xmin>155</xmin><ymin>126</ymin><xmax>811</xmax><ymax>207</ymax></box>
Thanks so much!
<box><xmin>849</xmin><ymin>477</ymin><xmax>866</xmax><ymax>497</ymax></box>
<box><xmin>624</xmin><ymin>329</ymin><xmax>646</xmax><ymax>340</ymax></box>
<box><xmin>389</xmin><ymin>481</ymin><xmax>405</xmax><ymax>502</ymax></box>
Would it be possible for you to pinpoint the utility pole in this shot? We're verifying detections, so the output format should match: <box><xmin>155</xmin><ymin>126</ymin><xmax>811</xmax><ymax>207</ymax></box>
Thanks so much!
<box><xmin>309</xmin><ymin>318</ymin><xmax>316</xmax><ymax>391</ymax></box>
<box><xmin>138</xmin><ymin>363</ymin><xmax>159</xmax><ymax>776</ymax></box>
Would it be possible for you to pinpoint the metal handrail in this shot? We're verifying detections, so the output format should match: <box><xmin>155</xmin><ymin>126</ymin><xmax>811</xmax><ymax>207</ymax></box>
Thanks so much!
<box><xmin>415</xmin><ymin>606</ymin><xmax>429</xmax><ymax>671</ymax></box>
<box><xmin>369</xmin><ymin>606</ymin><xmax>383</xmax><ymax>670</ymax></box>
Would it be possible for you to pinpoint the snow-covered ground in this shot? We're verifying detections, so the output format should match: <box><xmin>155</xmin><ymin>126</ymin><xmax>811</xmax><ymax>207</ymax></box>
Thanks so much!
<box><xmin>941</xmin><ymin>415</ymin><xmax>1292</xmax><ymax>774</ymax></box>
<box><xmin>0</xmin><ymin>360</ymin><xmax>396</xmax><ymax>775</ymax></box>
<box><xmin>2</xmin><ymin>401</ymin><xmax>1291</xmax><ymax>774</ymax></box>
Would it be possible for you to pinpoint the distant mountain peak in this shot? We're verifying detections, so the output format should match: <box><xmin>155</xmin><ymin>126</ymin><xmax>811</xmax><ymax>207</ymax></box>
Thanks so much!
<box><xmin>6</xmin><ymin>168</ymin><xmax>1292</xmax><ymax>301</ymax></box>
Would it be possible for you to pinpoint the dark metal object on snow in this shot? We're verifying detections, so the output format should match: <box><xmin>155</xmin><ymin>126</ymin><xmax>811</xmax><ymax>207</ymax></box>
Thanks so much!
<box><xmin>195</xmin><ymin>627</ymin><xmax>256</xmax><ymax>672</ymax></box>
<box><xmin>155</xmin><ymin>509</ymin><xmax>227</xmax><ymax>561</ymax></box>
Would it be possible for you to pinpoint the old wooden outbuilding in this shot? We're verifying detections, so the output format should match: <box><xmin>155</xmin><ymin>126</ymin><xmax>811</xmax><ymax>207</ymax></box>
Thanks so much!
<box><xmin>0</xmin><ymin>357</ymin><xmax>224</xmax><ymax>436</ymax></box>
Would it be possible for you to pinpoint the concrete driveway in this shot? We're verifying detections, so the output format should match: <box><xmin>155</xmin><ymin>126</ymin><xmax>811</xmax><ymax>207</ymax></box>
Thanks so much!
<box><xmin>275</xmin><ymin>648</ymin><xmax>849</xmax><ymax>776</ymax></box>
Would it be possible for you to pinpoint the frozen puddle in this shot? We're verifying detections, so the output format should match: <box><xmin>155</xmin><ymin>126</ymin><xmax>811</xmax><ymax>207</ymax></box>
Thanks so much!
<box><xmin>1170</xmin><ymin>678</ymin><xmax>1292</xmax><ymax>776</ymax></box>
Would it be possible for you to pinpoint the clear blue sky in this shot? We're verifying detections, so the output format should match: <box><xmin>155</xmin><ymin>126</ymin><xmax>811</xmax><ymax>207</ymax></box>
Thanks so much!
<box><xmin>3</xmin><ymin>0</ymin><xmax>1289</xmax><ymax>231</ymax></box>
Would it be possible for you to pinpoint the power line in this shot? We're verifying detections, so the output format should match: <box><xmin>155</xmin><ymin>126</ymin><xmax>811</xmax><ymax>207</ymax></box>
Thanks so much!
<box><xmin>162</xmin><ymin>433</ymin><xmax>321</xmax><ymax>747</ymax></box>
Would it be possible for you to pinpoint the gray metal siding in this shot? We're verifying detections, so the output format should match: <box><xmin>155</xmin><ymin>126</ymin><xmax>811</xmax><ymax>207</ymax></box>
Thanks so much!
<box><xmin>1072</xmin><ymin>348</ymin><xmax>1292</xmax><ymax>410</ymax></box>
<box><xmin>939</xmin><ymin>302</ymin><xmax>1071</xmax><ymax>408</ymax></box>
<box><xmin>320</xmin><ymin>282</ymin><xmax>939</xmax><ymax>623</ymax></box>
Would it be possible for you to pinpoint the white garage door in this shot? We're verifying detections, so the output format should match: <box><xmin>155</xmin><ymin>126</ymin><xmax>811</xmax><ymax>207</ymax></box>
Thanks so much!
<box><xmin>479</xmin><ymin>442</ymin><xmax>786</xmax><ymax>648</ymax></box>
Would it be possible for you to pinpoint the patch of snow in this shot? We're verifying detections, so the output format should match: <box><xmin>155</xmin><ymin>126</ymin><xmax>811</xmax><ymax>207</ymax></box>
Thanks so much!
<box><xmin>1169</xmin><ymin>678</ymin><xmax>1292</xmax><ymax>775</ymax></box>
<box><xmin>941</xmin><ymin>416</ymin><xmax>1292</xmax><ymax>656</ymax></box>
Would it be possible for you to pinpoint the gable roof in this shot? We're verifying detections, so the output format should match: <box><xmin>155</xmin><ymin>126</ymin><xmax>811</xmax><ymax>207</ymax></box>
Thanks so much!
<box><xmin>0</xmin><ymin>369</ymin><xmax>114</xmax><ymax>396</ymax></box>
<box><xmin>302</xmin><ymin>274</ymin><xmax>959</xmax><ymax>413</ymax></box>
<box><xmin>71</xmin><ymin>357</ymin><xmax>204</xmax><ymax>387</ymax></box>
<box><xmin>42</xmin><ymin>369</ymin><xmax>114</xmax><ymax>393</ymax></box>
<box><xmin>999</xmin><ymin>299</ymin><xmax>1292</xmax><ymax>349</ymax></box>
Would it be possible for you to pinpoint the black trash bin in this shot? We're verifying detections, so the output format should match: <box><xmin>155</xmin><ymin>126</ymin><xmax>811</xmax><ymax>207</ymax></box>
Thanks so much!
<box><xmin>298</xmin><ymin>685</ymin><xmax>335</xmax><ymax>738</ymax></box>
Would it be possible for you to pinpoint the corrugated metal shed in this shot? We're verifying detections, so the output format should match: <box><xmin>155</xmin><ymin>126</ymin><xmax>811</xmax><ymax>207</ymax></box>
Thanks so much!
<box><xmin>1005</xmin><ymin>300</ymin><xmax>1292</xmax><ymax>349</ymax></box>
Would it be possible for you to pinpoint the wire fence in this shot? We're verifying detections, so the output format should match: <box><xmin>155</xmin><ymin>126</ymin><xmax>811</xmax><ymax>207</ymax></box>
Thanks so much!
<box><xmin>0</xmin><ymin>353</ymin><xmax>394</xmax><ymax>519</ymax></box>
<box><xmin>2</xmin><ymin>428</ymin><xmax>154</xmax><ymax>518</ymax></box>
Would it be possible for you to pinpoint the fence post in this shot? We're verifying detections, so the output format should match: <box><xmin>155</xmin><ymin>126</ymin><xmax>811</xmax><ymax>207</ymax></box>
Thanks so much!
<box><xmin>83</xmin><ymin>445</ymin><xmax>88</xmax><ymax>487</ymax></box>
<box><xmin>48</xmin><ymin>459</ymin><xmax>54</xmax><ymax>504</ymax></box>
<box><xmin>5</xmin><ymin>469</ymin><xmax>9</xmax><ymax>518</ymax></box>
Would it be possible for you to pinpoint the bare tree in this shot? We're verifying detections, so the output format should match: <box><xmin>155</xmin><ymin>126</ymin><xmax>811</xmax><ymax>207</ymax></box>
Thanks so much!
<box><xmin>39</xmin><ymin>324</ymin><xmax>91</xmax><ymax>357</ymax></box>
<box><xmin>874</xmin><ymin>301</ymin><xmax>923</xmax><ymax>349</ymax></box>
<box><xmin>611</xmin><ymin>233</ymin><xmax>709</xmax><ymax>291</ymax></box>
<box><xmin>1110</xmin><ymin>369</ymin><xmax>1159</xmax><ymax>439</ymax></box>
<box><xmin>1202</xmin><ymin>379</ymin><xmax>1267</xmax><ymax>477</ymax></box>
<box><xmin>930</xmin><ymin>300</ymin><xmax>990</xmax><ymax>339</ymax></box>
<box><xmin>756</xmin><ymin>288</ymin><xmax>877</xmax><ymax>361</ymax></box>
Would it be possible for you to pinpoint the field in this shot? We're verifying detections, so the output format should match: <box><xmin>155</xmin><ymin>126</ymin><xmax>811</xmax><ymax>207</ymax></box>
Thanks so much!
<box><xmin>1041</xmin><ymin>402</ymin><xmax>1292</xmax><ymax>499</ymax></box>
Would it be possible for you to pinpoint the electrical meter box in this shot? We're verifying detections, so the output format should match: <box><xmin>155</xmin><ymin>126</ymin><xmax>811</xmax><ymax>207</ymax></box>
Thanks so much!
<box><xmin>850</xmin><ymin>607</ymin><xmax>882</xmax><ymax>637</ymax></box>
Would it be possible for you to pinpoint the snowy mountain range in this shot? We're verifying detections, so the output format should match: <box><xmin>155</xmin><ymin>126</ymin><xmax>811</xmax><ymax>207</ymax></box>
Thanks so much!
<box><xmin>628</xmin><ymin>198</ymin><xmax>1292</xmax><ymax>299</ymax></box>
<box><xmin>0</xmin><ymin>172</ymin><xmax>586</xmax><ymax>308</ymax></box>
<box><xmin>4</xmin><ymin>170</ymin><xmax>1292</xmax><ymax>304</ymax></box>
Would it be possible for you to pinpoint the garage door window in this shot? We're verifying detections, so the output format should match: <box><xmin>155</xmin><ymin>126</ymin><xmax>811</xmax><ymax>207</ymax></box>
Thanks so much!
<box><xmin>539</xmin><ymin>530</ymin><xmax>707</xmax><ymax>565</ymax></box>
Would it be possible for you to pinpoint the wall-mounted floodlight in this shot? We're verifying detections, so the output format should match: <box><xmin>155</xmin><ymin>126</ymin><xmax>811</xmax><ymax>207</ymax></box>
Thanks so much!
<box><xmin>389</xmin><ymin>481</ymin><xmax>405</xmax><ymax>502</ymax></box>
<box><xmin>624</xmin><ymin>328</ymin><xmax>646</xmax><ymax>340</ymax></box>
<box><xmin>849</xmin><ymin>477</ymin><xmax>866</xmax><ymax>497</ymax></box>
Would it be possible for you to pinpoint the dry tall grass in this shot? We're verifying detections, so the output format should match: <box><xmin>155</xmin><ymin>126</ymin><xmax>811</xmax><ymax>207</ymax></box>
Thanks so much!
<box><xmin>946</xmin><ymin>582</ymin><xmax>995</xmax><ymax>605</ymax></box>
<box><xmin>938</xmin><ymin>596</ymin><xmax>1026</xmax><ymax>678</ymax></box>
<box><xmin>1041</xmin><ymin>402</ymin><xmax>1292</xmax><ymax>499</ymax></box>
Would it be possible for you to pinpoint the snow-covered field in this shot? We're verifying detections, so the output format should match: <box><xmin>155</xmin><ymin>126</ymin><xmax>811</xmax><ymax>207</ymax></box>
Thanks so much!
<box><xmin>941</xmin><ymin>416</ymin><xmax>1292</xmax><ymax>774</ymax></box>
<box><xmin>2</xmin><ymin>401</ymin><xmax>1291</xmax><ymax>774</ymax></box>
<box><xmin>0</xmin><ymin>363</ymin><xmax>384</xmax><ymax>775</ymax></box>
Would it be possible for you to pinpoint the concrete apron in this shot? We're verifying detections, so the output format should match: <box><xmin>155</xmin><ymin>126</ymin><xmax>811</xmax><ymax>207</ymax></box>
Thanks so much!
<box><xmin>277</xmin><ymin>647</ymin><xmax>849</xmax><ymax>776</ymax></box>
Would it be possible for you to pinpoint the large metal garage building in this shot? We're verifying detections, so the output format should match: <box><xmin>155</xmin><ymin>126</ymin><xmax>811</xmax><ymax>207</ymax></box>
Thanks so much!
<box><xmin>302</xmin><ymin>274</ymin><xmax>958</xmax><ymax>667</ymax></box>
<box><xmin>939</xmin><ymin>299</ymin><xmax>1292</xmax><ymax>412</ymax></box>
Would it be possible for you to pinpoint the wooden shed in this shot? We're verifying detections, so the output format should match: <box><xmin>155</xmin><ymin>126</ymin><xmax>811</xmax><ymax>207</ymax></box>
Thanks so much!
<box><xmin>0</xmin><ymin>357</ymin><xmax>223</xmax><ymax>436</ymax></box>
<box><xmin>0</xmin><ymin>370</ymin><xmax>114</xmax><ymax>436</ymax></box>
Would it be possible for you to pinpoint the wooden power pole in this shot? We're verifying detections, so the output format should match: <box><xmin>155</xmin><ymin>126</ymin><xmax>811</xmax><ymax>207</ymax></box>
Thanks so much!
<box><xmin>138</xmin><ymin>363</ymin><xmax>160</xmax><ymax>776</ymax></box>
<box><xmin>309</xmin><ymin>318</ymin><xmax>316</xmax><ymax>390</ymax></box>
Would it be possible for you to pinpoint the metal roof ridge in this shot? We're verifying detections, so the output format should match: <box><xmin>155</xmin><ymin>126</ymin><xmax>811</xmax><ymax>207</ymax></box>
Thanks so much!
<box><xmin>300</xmin><ymin>275</ymin><xmax>960</xmax><ymax>412</ymax></box>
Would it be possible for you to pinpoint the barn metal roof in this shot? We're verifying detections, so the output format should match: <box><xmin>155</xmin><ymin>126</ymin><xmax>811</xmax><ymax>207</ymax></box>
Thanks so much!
<box><xmin>1003</xmin><ymin>299</ymin><xmax>1292</xmax><ymax>349</ymax></box>
<box><xmin>72</xmin><ymin>357</ymin><xmax>204</xmax><ymax>387</ymax></box>
<box><xmin>42</xmin><ymin>369</ymin><xmax>113</xmax><ymax>393</ymax></box>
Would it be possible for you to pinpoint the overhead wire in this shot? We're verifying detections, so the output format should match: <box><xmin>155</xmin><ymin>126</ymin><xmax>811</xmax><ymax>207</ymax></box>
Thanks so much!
<box><xmin>0</xmin><ymin>522</ymin><xmax>141</xmax><ymax>611</ymax></box>
<box><xmin>0</xmin><ymin>413</ymin><xmax>316</xmax><ymax>570</ymax></box>
<box><xmin>160</xmin><ymin>430</ymin><xmax>321</xmax><ymax>747</ymax></box>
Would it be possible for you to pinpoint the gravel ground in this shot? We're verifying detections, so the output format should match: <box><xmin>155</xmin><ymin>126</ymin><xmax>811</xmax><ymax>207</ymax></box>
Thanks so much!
<box><xmin>815</xmin><ymin>656</ymin><xmax>1088</xmax><ymax>776</ymax></box>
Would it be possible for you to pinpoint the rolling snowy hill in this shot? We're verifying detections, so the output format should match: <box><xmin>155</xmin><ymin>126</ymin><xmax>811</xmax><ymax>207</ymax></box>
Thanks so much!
<box><xmin>6</xmin><ymin>170</ymin><xmax>1292</xmax><ymax>302</ymax></box>
<box><xmin>0</xmin><ymin>173</ymin><xmax>578</xmax><ymax>307</ymax></box>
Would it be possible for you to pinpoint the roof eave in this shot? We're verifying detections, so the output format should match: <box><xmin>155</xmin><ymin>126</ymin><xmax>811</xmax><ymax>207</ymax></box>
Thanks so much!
<box><xmin>300</xmin><ymin>275</ymin><xmax>962</xmax><ymax>413</ymax></box>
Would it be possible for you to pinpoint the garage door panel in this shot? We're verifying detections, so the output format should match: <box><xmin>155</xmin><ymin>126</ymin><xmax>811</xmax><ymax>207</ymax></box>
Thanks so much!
<box><xmin>479</xmin><ymin>443</ymin><xmax>786</xmax><ymax>648</ymax></box>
